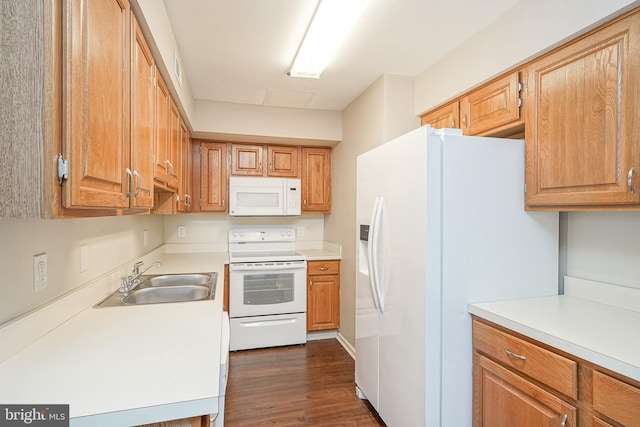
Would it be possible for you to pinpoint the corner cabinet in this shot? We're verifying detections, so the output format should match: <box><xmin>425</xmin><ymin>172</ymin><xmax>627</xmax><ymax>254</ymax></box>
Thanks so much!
<box><xmin>307</xmin><ymin>260</ymin><xmax>340</xmax><ymax>331</ymax></box>
<box><xmin>301</xmin><ymin>147</ymin><xmax>332</xmax><ymax>212</ymax></box>
<box><xmin>525</xmin><ymin>11</ymin><xmax>640</xmax><ymax>210</ymax></box>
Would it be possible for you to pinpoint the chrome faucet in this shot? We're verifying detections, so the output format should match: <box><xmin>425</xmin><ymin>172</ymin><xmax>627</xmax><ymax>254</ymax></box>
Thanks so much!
<box><xmin>120</xmin><ymin>260</ymin><xmax>163</xmax><ymax>294</ymax></box>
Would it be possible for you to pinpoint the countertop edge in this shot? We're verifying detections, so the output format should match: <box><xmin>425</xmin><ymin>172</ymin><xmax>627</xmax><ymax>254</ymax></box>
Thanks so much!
<box><xmin>469</xmin><ymin>298</ymin><xmax>640</xmax><ymax>383</ymax></box>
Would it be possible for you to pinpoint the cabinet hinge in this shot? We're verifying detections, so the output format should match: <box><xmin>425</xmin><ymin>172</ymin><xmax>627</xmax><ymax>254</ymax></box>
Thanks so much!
<box><xmin>57</xmin><ymin>153</ymin><xmax>68</xmax><ymax>185</ymax></box>
<box><xmin>518</xmin><ymin>97</ymin><xmax>522</xmax><ymax>109</ymax></box>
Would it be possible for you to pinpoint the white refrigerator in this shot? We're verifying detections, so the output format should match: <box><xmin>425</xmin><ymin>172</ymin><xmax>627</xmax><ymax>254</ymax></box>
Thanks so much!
<box><xmin>355</xmin><ymin>126</ymin><xmax>559</xmax><ymax>427</ymax></box>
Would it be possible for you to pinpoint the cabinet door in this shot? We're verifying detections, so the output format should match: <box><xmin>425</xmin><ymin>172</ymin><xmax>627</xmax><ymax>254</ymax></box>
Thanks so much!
<box><xmin>474</xmin><ymin>354</ymin><xmax>576</xmax><ymax>427</ymax></box>
<box><xmin>420</xmin><ymin>101</ymin><xmax>459</xmax><ymax>129</ymax></box>
<box><xmin>307</xmin><ymin>274</ymin><xmax>340</xmax><ymax>331</ymax></box>
<box><xmin>177</xmin><ymin>120</ymin><xmax>191</xmax><ymax>212</ymax></box>
<box><xmin>231</xmin><ymin>144</ymin><xmax>263</xmax><ymax>176</ymax></box>
<box><xmin>200</xmin><ymin>142</ymin><xmax>228</xmax><ymax>211</ymax></box>
<box><xmin>154</xmin><ymin>73</ymin><xmax>171</xmax><ymax>185</ymax></box>
<box><xmin>460</xmin><ymin>71</ymin><xmax>521</xmax><ymax>136</ymax></box>
<box><xmin>525</xmin><ymin>13</ymin><xmax>640</xmax><ymax>208</ymax></box>
<box><xmin>592</xmin><ymin>370</ymin><xmax>640</xmax><ymax>426</ymax></box>
<box><xmin>168</xmin><ymin>100</ymin><xmax>180</xmax><ymax>189</ymax></box>
<box><xmin>301</xmin><ymin>147</ymin><xmax>332</xmax><ymax>212</ymax></box>
<box><xmin>267</xmin><ymin>146</ymin><xmax>299</xmax><ymax>177</ymax></box>
<box><xmin>63</xmin><ymin>0</ymin><xmax>131</xmax><ymax>209</ymax></box>
<box><xmin>130</xmin><ymin>14</ymin><xmax>154</xmax><ymax>209</ymax></box>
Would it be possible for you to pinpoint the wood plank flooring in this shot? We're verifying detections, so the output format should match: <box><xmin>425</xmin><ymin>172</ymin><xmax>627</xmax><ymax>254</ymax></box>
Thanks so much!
<box><xmin>224</xmin><ymin>339</ymin><xmax>386</xmax><ymax>426</ymax></box>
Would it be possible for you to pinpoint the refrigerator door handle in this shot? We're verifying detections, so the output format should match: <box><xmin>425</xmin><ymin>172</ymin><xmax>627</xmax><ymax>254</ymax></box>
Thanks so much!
<box><xmin>367</xmin><ymin>197</ymin><xmax>381</xmax><ymax>310</ymax></box>
<box><xmin>372</xmin><ymin>197</ymin><xmax>385</xmax><ymax>312</ymax></box>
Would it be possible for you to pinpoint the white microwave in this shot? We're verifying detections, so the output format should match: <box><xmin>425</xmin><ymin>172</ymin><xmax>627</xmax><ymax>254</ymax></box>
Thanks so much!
<box><xmin>228</xmin><ymin>177</ymin><xmax>301</xmax><ymax>216</ymax></box>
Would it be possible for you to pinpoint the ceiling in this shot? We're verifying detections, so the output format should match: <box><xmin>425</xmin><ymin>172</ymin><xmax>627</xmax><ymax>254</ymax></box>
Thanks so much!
<box><xmin>162</xmin><ymin>0</ymin><xmax>522</xmax><ymax>112</ymax></box>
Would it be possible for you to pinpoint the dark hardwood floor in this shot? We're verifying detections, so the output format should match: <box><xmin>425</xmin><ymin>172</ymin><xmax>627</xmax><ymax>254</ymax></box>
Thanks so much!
<box><xmin>224</xmin><ymin>339</ymin><xmax>386</xmax><ymax>426</ymax></box>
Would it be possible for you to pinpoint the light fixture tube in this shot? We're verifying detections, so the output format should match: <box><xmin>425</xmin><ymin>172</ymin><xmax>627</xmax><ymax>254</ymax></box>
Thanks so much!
<box><xmin>289</xmin><ymin>0</ymin><xmax>370</xmax><ymax>79</ymax></box>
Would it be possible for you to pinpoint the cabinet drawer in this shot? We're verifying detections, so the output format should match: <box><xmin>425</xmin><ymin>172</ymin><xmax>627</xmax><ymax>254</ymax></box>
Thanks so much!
<box><xmin>593</xmin><ymin>370</ymin><xmax>640</xmax><ymax>425</ymax></box>
<box><xmin>307</xmin><ymin>260</ymin><xmax>340</xmax><ymax>276</ymax></box>
<box><xmin>473</xmin><ymin>320</ymin><xmax>577</xmax><ymax>398</ymax></box>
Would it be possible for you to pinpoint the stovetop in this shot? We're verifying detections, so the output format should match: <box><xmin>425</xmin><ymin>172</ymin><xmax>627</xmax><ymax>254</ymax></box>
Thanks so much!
<box><xmin>228</xmin><ymin>227</ymin><xmax>306</xmax><ymax>263</ymax></box>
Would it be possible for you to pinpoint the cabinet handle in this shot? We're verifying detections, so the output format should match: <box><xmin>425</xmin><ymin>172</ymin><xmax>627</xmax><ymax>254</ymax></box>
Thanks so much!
<box><xmin>125</xmin><ymin>168</ymin><xmax>133</xmax><ymax>197</ymax></box>
<box><xmin>319</xmin><ymin>267</ymin><xmax>329</xmax><ymax>271</ymax></box>
<box><xmin>451</xmin><ymin>118</ymin><xmax>455</xmax><ymax>127</ymax></box>
<box><xmin>628</xmin><ymin>166</ymin><xmax>636</xmax><ymax>194</ymax></box>
<box><xmin>560</xmin><ymin>414</ymin><xmax>568</xmax><ymax>427</ymax></box>
<box><xmin>166</xmin><ymin>160</ymin><xmax>174</xmax><ymax>177</ymax></box>
<box><xmin>504</xmin><ymin>348</ymin><xmax>526</xmax><ymax>361</ymax></box>
<box><xmin>462</xmin><ymin>113</ymin><xmax>467</xmax><ymax>128</ymax></box>
<box><xmin>133</xmin><ymin>170</ymin><xmax>141</xmax><ymax>197</ymax></box>
<box><xmin>222</xmin><ymin>198</ymin><xmax>225</xmax><ymax>207</ymax></box>
<box><xmin>310</xmin><ymin>281</ymin><xmax>313</xmax><ymax>290</ymax></box>
<box><xmin>185</xmin><ymin>194</ymin><xmax>191</xmax><ymax>207</ymax></box>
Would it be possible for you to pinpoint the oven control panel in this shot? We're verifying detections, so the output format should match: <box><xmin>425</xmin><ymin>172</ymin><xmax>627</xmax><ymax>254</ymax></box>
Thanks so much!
<box><xmin>229</xmin><ymin>227</ymin><xmax>295</xmax><ymax>243</ymax></box>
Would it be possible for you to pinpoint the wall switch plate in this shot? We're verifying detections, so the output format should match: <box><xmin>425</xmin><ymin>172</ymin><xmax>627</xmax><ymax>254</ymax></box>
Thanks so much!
<box><xmin>33</xmin><ymin>253</ymin><xmax>48</xmax><ymax>291</ymax></box>
<box><xmin>177</xmin><ymin>225</ymin><xmax>186</xmax><ymax>238</ymax></box>
<box><xmin>296</xmin><ymin>226</ymin><xmax>304</xmax><ymax>237</ymax></box>
<box><xmin>80</xmin><ymin>245</ymin><xmax>88</xmax><ymax>273</ymax></box>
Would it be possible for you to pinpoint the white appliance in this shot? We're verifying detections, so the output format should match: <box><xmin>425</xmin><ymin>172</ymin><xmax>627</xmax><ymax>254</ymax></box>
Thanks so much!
<box><xmin>228</xmin><ymin>227</ymin><xmax>307</xmax><ymax>351</ymax></box>
<box><xmin>355</xmin><ymin>126</ymin><xmax>559</xmax><ymax>427</ymax></box>
<box><xmin>228</xmin><ymin>177</ymin><xmax>301</xmax><ymax>216</ymax></box>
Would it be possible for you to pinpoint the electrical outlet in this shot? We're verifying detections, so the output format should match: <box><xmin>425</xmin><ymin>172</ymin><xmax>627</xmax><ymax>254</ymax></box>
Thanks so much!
<box><xmin>177</xmin><ymin>225</ymin><xmax>186</xmax><ymax>238</ymax></box>
<box><xmin>33</xmin><ymin>253</ymin><xmax>48</xmax><ymax>291</ymax></box>
<box><xmin>144</xmin><ymin>229</ymin><xmax>148</xmax><ymax>246</ymax></box>
<box><xmin>296</xmin><ymin>226</ymin><xmax>304</xmax><ymax>237</ymax></box>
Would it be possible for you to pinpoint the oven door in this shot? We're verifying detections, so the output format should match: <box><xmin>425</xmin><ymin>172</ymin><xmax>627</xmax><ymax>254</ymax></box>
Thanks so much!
<box><xmin>229</xmin><ymin>261</ymin><xmax>307</xmax><ymax>317</ymax></box>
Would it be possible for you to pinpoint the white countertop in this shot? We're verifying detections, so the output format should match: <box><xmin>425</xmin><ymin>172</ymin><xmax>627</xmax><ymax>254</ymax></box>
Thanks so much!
<box><xmin>0</xmin><ymin>249</ymin><xmax>228</xmax><ymax>427</ymax></box>
<box><xmin>297</xmin><ymin>241</ymin><xmax>341</xmax><ymax>261</ymax></box>
<box><xmin>469</xmin><ymin>277</ymin><xmax>640</xmax><ymax>382</ymax></box>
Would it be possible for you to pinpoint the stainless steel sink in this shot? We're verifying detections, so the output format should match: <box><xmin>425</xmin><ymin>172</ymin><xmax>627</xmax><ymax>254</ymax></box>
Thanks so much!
<box><xmin>122</xmin><ymin>284</ymin><xmax>211</xmax><ymax>305</ymax></box>
<box><xmin>95</xmin><ymin>272</ymin><xmax>217</xmax><ymax>308</ymax></box>
<box><xmin>143</xmin><ymin>273</ymin><xmax>212</xmax><ymax>287</ymax></box>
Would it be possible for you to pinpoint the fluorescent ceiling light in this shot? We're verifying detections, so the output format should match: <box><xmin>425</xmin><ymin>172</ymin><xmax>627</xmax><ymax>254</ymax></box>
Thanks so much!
<box><xmin>289</xmin><ymin>0</ymin><xmax>370</xmax><ymax>79</ymax></box>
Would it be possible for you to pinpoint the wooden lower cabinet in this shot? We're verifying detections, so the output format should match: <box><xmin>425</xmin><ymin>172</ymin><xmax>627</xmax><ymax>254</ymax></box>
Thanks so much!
<box><xmin>473</xmin><ymin>318</ymin><xmax>640</xmax><ymax>427</ymax></box>
<box><xmin>475</xmin><ymin>354</ymin><xmax>576</xmax><ymax>426</ymax></box>
<box><xmin>307</xmin><ymin>260</ymin><xmax>340</xmax><ymax>331</ymax></box>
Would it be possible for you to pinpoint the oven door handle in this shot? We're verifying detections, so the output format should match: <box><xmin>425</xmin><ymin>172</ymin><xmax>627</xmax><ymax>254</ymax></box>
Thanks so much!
<box><xmin>229</xmin><ymin>261</ymin><xmax>306</xmax><ymax>271</ymax></box>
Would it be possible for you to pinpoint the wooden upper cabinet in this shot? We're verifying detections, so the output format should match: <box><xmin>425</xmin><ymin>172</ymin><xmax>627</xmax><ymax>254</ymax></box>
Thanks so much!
<box><xmin>420</xmin><ymin>101</ymin><xmax>459</xmax><ymax>129</ymax></box>
<box><xmin>525</xmin><ymin>11</ymin><xmax>640</xmax><ymax>209</ymax></box>
<box><xmin>231</xmin><ymin>144</ymin><xmax>299</xmax><ymax>177</ymax></box>
<box><xmin>130</xmin><ymin>13</ymin><xmax>154</xmax><ymax>209</ymax></box>
<box><xmin>177</xmin><ymin>120</ymin><xmax>192</xmax><ymax>212</ymax></box>
<box><xmin>154</xmin><ymin>73</ymin><xmax>171</xmax><ymax>186</ymax></box>
<box><xmin>168</xmin><ymin>99</ymin><xmax>181</xmax><ymax>189</ymax></box>
<box><xmin>199</xmin><ymin>142</ymin><xmax>228</xmax><ymax>212</ymax></box>
<box><xmin>231</xmin><ymin>144</ymin><xmax>263</xmax><ymax>176</ymax></box>
<box><xmin>460</xmin><ymin>71</ymin><xmax>522</xmax><ymax>136</ymax></box>
<box><xmin>63</xmin><ymin>0</ymin><xmax>131</xmax><ymax>209</ymax></box>
<box><xmin>301</xmin><ymin>147</ymin><xmax>332</xmax><ymax>212</ymax></box>
<box><xmin>267</xmin><ymin>145</ymin><xmax>299</xmax><ymax>177</ymax></box>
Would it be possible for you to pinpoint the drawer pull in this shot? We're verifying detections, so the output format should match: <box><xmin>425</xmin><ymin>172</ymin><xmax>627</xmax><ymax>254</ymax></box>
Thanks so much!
<box><xmin>504</xmin><ymin>348</ymin><xmax>526</xmax><ymax>361</ymax></box>
<box><xmin>560</xmin><ymin>414</ymin><xmax>568</xmax><ymax>427</ymax></box>
<box><xmin>319</xmin><ymin>267</ymin><xmax>329</xmax><ymax>271</ymax></box>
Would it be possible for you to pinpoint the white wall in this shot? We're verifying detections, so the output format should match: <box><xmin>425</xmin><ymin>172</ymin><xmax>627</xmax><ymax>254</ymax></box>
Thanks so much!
<box><xmin>163</xmin><ymin>213</ymin><xmax>325</xmax><ymax>246</ymax></box>
<box><xmin>192</xmin><ymin>100</ymin><xmax>341</xmax><ymax>143</ymax></box>
<box><xmin>326</xmin><ymin>74</ymin><xmax>417</xmax><ymax>346</ymax></box>
<box><xmin>0</xmin><ymin>215</ymin><xmax>164</xmax><ymax>325</ymax></box>
<box><xmin>414</xmin><ymin>0</ymin><xmax>640</xmax><ymax>115</ymax></box>
<box><xmin>567</xmin><ymin>212</ymin><xmax>640</xmax><ymax>289</ymax></box>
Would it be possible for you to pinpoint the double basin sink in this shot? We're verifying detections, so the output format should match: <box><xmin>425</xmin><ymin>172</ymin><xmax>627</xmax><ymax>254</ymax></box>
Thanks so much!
<box><xmin>95</xmin><ymin>273</ymin><xmax>218</xmax><ymax>308</ymax></box>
